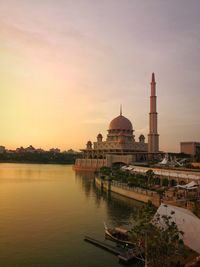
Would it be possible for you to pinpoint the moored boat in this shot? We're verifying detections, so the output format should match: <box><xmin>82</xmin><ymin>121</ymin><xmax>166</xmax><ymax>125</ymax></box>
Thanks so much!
<box><xmin>104</xmin><ymin>223</ymin><xmax>134</xmax><ymax>247</ymax></box>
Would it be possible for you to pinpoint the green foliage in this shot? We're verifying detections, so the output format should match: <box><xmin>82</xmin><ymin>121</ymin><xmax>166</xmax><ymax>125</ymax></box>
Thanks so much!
<box><xmin>0</xmin><ymin>152</ymin><xmax>78</xmax><ymax>164</ymax></box>
<box><xmin>146</xmin><ymin>169</ymin><xmax>155</xmax><ymax>186</ymax></box>
<box><xmin>110</xmin><ymin>167</ymin><xmax>160</xmax><ymax>190</ymax></box>
<box><xmin>99</xmin><ymin>167</ymin><xmax>112</xmax><ymax>176</ymax></box>
<box><xmin>110</xmin><ymin>167</ymin><xmax>169</xmax><ymax>192</ymax></box>
<box><xmin>170</xmin><ymin>179</ymin><xmax>177</xmax><ymax>186</ymax></box>
<box><xmin>195</xmin><ymin>151</ymin><xmax>200</xmax><ymax>162</ymax></box>
<box><xmin>100</xmin><ymin>167</ymin><xmax>132</xmax><ymax>183</ymax></box>
<box><xmin>113</xmin><ymin>169</ymin><xmax>129</xmax><ymax>183</ymax></box>
<box><xmin>162</xmin><ymin>178</ymin><xmax>169</xmax><ymax>187</ymax></box>
<box><xmin>131</xmin><ymin>203</ymin><xmax>186</xmax><ymax>267</ymax></box>
<box><xmin>152</xmin><ymin>177</ymin><xmax>160</xmax><ymax>185</ymax></box>
<box><xmin>146</xmin><ymin>169</ymin><xmax>154</xmax><ymax>177</ymax></box>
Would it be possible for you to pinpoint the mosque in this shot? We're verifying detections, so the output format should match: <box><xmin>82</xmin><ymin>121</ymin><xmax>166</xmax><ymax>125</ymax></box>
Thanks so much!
<box><xmin>74</xmin><ymin>73</ymin><xmax>160</xmax><ymax>171</ymax></box>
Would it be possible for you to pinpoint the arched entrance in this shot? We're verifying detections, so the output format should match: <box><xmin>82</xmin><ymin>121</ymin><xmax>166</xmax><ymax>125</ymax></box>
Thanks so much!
<box><xmin>112</xmin><ymin>162</ymin><xmax>126</xmax><ymax>169</ymax></box>
<box><xmin>170</xmin><ymin>179</ymin><xmax>177</xmax><ymax>187</ymax></box>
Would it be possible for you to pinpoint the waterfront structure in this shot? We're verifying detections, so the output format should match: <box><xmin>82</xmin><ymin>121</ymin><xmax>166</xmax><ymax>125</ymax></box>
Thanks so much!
<box><xmin>95</xmin><ymin>176</ymin><xmax>160</xmax><ymax>207</ymax></box>
<box><xmin>123</xmin><ymin>165</ymin><xmax>200</xmax><ymax>185</ymax></box>
<box><xmin>75</xmin><ymin>73</ymin><xmax>160</xmax><ymax>171</ymax></box>
<box><xmin>180</xmin><ymin>142</ymin><xmax>200</xmax><ymax>157</ymax></box>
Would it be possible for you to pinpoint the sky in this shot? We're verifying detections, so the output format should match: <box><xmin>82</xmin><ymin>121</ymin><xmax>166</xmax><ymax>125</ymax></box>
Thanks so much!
<box><xmin>0</xmin><ymin>0</ymin><xmax>200</xmax><ymax>152</ymax></box>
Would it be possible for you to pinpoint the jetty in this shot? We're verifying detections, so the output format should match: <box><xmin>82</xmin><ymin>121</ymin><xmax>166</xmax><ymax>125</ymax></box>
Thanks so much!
<box><xmin>84</xmin><ymin>236</ymin><xmax>138</xmax><ymax>263</ymax></box>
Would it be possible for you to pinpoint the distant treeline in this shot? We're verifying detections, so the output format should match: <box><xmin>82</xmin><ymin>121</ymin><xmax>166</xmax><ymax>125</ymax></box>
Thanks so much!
<box><xmin>0</xmin><ymin>152</ymin><xmax>81</xmax><ymax>164</ymax></box>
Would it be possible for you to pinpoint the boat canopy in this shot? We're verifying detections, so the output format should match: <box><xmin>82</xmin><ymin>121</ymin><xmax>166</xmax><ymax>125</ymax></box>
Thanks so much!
<box><xmin>114</xmin><ymin>227</ymin><xmax>129</xmax><ymax>234</ymax></box>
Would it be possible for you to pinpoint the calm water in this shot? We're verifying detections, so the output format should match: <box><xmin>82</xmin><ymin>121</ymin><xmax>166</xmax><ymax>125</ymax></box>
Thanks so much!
<box><xmin>0</xmin><ymin>163</ymin><xmax>143</xmax><ymax>267</ymax></box>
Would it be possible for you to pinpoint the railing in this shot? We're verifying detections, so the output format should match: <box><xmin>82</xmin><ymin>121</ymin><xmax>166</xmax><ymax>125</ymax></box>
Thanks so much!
<box><xmin>111</xmin><ymin>180</ymin><xmax>157</xmax><ymax>197</ymax></box>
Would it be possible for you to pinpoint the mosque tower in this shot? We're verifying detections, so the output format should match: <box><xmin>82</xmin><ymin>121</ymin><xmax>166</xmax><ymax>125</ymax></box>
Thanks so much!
<box><xmin>148</xmin><ymin>73</ymin><xmax>159</xmax><ymax>153</ymax></box>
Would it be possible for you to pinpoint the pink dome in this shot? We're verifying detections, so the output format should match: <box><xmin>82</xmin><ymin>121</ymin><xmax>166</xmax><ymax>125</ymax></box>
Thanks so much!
<box><xmin>109</xmin><ymin>115</ymin><xmax>133</xmax><ymax>131</ymax></box>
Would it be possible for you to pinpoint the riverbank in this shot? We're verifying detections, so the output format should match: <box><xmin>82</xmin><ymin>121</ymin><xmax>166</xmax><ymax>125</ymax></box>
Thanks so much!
<box><xmin>95</xmin><ymin>177</ymin><xmax>161</xmax><ymax>207</ymax></box>
<box><xmin>0</xmin><ymin>160</ymin><xmax>74</xmax><ymax>165</ymax></box>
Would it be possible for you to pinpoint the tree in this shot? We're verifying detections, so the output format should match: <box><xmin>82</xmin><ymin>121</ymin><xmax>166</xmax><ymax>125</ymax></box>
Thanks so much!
<box><xmin>146</xmin><ymin>170</ymin><xmax>155</xmax><ymax>187</ymax></box>
<box><xmin>99</xmin><ymin>167</ymin><xmax>112</xmax><ymax>177</ymax></box>
<box><xmin>130</xmin><ymin>203</ymin><xmax>186</xmax><ymax>267</ymax></box>
<box><xmin>195</xmin><ymin>151</ymin><xmax>200</xmax><ymax>162</ymax></box>
<box><xmin>135</xmin><ymin>173</ymin><xmax>147</xmax><ymax>188</ymax></box>
<box><xmin>152</xmin><ymin>177</ymin><xmax>161</xmax><ymax>186</ymax></box>
<box><xmin>162</xmin><ymin>178</ymin><xmax>169</xmax><ymax>187</ymax></box>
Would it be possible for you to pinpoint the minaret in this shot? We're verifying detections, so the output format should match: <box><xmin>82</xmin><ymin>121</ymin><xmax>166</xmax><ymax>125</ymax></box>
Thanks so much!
<box><xmin>148</xmin><ymin>73</ymin><xmax>159</xmax><ymax>153</ymax></box>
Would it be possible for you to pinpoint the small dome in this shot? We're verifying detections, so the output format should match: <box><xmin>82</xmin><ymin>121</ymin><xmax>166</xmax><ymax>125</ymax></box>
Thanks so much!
<box><xmin>97</xmin><ymin>133</ymin><xmax>103</xmax><ymax>138</ymax></box>
<box><xmin>87</xmin><ymin>140</ymin><xmax>92</xmax><ymax>145</ymax></box>
<box><xmin>109</xmin><ymin>115</ymin><xmax>133</xmax><ymax>131</ymax></box>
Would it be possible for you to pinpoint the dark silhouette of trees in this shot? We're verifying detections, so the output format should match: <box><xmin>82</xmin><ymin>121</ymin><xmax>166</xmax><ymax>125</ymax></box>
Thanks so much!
<box><xmin>0</xmin><ymin>151</ymin><xmax>79</xmax><ymax>164</ymax></box>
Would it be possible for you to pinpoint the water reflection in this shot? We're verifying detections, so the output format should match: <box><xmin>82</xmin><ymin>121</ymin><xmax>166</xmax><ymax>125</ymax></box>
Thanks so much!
<box><xmin>0</xmin><ymin>164</ymin><xmax>144</xmax><ymax>267</ymax></box>
<box><xmin>75</xmin><ymin>171</ymin><xmax>95</xmax><ymax>198</ymax></box>
<box><xmin>0</xmin><ymin>163</ymin><xmax>69</xmax><ymax>183</ymax></box>
<box><xmin>75</xmin><ymin>171</ymin><xmax>143</xmax><ymax>228</ymax></box>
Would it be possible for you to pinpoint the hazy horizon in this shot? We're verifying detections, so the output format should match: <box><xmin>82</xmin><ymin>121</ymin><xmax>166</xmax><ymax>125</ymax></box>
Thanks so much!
<box><xmin>1</xmin><ymin>0</ymin><xmax>200</xmax><ymax>152</ymax></box>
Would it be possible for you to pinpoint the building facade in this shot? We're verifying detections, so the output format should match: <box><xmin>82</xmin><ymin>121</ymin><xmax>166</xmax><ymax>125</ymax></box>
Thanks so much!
<box><xmin>74</xmin><ymin>73</ymin><xmax>160</xmax><ymax>171</ymax></box>
<box><xmin>81</xmin><ymin>109</ymin><xmax>148</xmax><ymax>161</ymax></box>
<box><xmin>180</xmin><ymin>142</ymin><xmax>200</xmax><ymax>157</ymax></box>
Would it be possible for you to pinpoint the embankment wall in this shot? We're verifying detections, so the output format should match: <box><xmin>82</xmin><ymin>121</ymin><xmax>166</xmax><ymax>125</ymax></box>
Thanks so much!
<box><xmin>95</xmin><ymin>177</ymin><xmax>160</xmax><ymax>207</ymax></box>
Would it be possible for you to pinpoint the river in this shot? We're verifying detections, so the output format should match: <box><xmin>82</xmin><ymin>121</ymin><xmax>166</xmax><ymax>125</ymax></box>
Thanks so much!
<box><xmin>0</xmin><ymin>163</ymin><xmax>144</xmax><ymax>267</ymax></box>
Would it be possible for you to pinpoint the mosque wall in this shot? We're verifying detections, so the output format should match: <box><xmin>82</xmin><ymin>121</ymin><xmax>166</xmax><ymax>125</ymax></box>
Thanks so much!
<box><xmin>93</xmin><ymin>141</ymin><xmax>147</xmax><ymax>151</ymax></box>
<box><xmin>74</xmin><ymin>154</ymin><xmax>137</xmax><ymax>170</ymax></box>
<box><xmin>106</xmin><ymin>154</ymin><xmax>134</xmax><ymax>167</ymax></box>
<box><xmin>74</xmin><ymin>158</ymin><xmax>107</xmax><ymax>171</ymax></box>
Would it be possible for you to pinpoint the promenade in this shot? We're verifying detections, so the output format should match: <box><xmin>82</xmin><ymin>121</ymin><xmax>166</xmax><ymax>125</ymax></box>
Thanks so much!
<box><xmin>95</xmin><ymin>177</ymin><xmax>160</xmax><ymax>207</ymax></box>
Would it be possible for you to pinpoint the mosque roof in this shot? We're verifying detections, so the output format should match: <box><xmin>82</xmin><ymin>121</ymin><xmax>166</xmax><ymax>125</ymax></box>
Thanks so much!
<box><xmin>109</xmin><ymin>114</ymin><xmax>133</xmax><ymax>131</ymax></box>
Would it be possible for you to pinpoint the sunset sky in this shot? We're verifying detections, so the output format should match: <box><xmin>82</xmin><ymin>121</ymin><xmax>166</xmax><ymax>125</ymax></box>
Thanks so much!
<box><xmin>0</xmin><ymin>0</ymin><xmax>200</xmax><ymax>152</ymax></box>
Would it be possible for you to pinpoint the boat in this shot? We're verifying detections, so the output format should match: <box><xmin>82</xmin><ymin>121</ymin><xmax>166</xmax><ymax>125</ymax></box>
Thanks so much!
<box><xmin>104</xmin><ymin>223</ymin><xmax>135</xmax><ymax>247</ymax></box>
